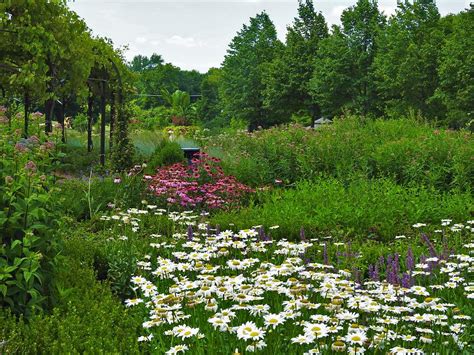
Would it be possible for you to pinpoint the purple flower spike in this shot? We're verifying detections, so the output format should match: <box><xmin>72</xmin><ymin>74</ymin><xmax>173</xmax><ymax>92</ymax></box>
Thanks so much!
<box><xmin>323</xmin><ymin>243</ymin><xmax>329</xmax><ymax>265</ymax></box>
<box><xmin>401</xmin><ymin>272</ymin><xmax>413</xmax><ymax>288</ymax></box>
<box><xmin>300</xmin><ymin>227</ymin><xmax>306</xmax><ymax>242</ymax></box>
<box><xmin>187</xmin><ymin>225</ymin><xmax>194</xmax><ymax>241</ymax></box>
<box><xmin>406</xmin><ymin>248</ymin><xmax>415</xmax><ymax>272</ymax></box>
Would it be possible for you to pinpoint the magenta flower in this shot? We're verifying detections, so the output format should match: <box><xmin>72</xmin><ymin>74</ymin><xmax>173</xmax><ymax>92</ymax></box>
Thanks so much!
<box><xmin>146</xmin><ymin>153</ymin><xmax>254</xmax><ymax>211</ymax></box>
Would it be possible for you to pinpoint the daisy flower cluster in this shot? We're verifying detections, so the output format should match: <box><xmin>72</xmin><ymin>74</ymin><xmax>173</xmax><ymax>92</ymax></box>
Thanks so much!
<box><xmin>120</xmin><ymin>213</ymin><xmax>473</xmax><ymax>354</ymax></box>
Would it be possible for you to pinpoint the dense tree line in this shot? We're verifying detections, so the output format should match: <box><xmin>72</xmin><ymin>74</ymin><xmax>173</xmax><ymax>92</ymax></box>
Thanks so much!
<box><xmin>128</xmin><ymin>54</ymin><xmax>203</xmax><ymax>109</ymax></box>
<box><xmin>133</xmin><ymin>0</ymin><xmax>472</xmax><ymax>129</ymax></box>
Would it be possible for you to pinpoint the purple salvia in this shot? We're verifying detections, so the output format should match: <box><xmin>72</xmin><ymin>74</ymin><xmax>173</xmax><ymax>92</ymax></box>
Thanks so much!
<box><xmin>323</xmin><ymin>243</ymin><xmax>329</xmax><ymax>265</ymax></box>
<box><xmin>401</xmin><ymin>272</ymin><xmax>413</xmax><ymax>288</ymax></box>
<box><xmin>406</xmin><ymin>248</ymin><xmax>415</xmax><ymax>272</ymax></box>
<box><xmin>386</xmin><ymin>254</ymin><xmax>397</xmax><ymax>285</ymax></box>
<box><xmin>258</xmin><ymin>227</ymin><xmax>265</xmax><ymax>241</ymax></box>
<box><xmin>187</xmin><ymin>225</ymin><xmax>194</xmax><ymax>241</ymax></box>
<box><xmin>420</xmin><ymin>254</ymin><xmax>427</xmax><ymax>264</ymax></box>
<box><xmin>385</xmin><ymin>261</ymin><xmax>392</xmax><ymax>284</ymax></box>
<box><xmin>392</xmin><ymin>254</ymin><xmax>400</xmax><ymax>285</ymax></box>
<box><xmin>300</xmin><ymin>227</ymin><xmax>306</xmax><ymax>242</ymax></box>
<box><xmin>378</xmin><ymin>255</ymin><xmax>385</xmax><ymax>268</ymax></box>
<box><xmin>393</xmin><ymin>253</ymin><xmax>400</xmax><ymax>275</ymax></box>
<box><xmin>353</xmin><ymin>267</ymin><xmax>362</xmax><ymax>286</ymax></box>
<box><xmin>368</xmin><ymin>264</ymin><xmax>376</xmax><ymax>281</ymax></box>
<box><xmin>373</xmin><ymin>262</ymin><xmax>380</xmax><ymax>281</ymax></box>
<box><xmin>386</xmin><ymin>254</ymin><xmax>393</xmax><ymax>274</ymax></box>
<box><xmin>421</xmin><ymin>233</ymin><xmax>437</xmax><ymax>258</ymax></box>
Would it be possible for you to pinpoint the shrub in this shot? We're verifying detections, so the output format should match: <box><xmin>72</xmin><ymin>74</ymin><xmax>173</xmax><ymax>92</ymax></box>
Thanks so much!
<box><xmin>55</xmin><ymin>169</ymin><xmax>147</xmax><ymax>222</ymax></box>
<box><xmin>145</xmin><ymin>140</ymin><xmax>185</xmax><ymax>174</ymax></box>
<box><xmin>71</xmin><ymin>113</ymin><xmax>88</xmax><ymax>132</ymax></box>
<box><xmin>0</xmin><ymin>127</ymin><xmax>62</xmax><ymax>316</ymax></box>
<box><xmin>0</xmin><ymin>257</ymin><xmax>144</xmax><ymax>353</ymax></box>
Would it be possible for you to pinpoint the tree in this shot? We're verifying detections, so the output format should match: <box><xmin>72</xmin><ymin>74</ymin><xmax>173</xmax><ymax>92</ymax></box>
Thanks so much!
<box><xmin>161</xmin><ymin>88</ymin><xmax>192</xmax><ymax>125</ymax></box>
<box><xmin>374</xmin><ymin>0</ymin><xmax>443</xmax><ymax>119</ymax></box>
<box><xmin>309</xmin><ymin>26</ymin><xmax>355</xmax><ymax>118</ymax></box>
<box><xmin>263</xmin><ymin>0</ymin><xmax>328</xmax><ymax>124</ymax></box>
<box><xmin>128</xmin><ymin>53</ymin><xmax>164</xmax><ymax>72</ymax></box>
<box><xmin>434</xmin><ymin>8</ymin><xmax>474</xmax><ymax>128</ymax></box>
<box><xmin>310</xmin><ymin>0</ymin><xmax>385</xmax><ymax>117</ymax></box>
<box><xmin>220</xmin><ymin>12</ymin><xmax>282</xmax><ymax>130</ymax></box>
<box><xmin>198</xmin><ymin>67</ymin><xmax>222</xmax><ymax>123</ymax></box>
<box><xmin>1</xmin><ymin>1</ymin><xmax>96</xmax><ymax>137</ymax></box>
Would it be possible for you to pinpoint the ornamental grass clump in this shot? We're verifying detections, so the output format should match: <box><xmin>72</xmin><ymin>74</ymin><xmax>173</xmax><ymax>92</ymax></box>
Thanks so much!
<box><xmin>146</xmin><ymin>153</ymin><xmax>254</xmax><ymax>211</ymax></box>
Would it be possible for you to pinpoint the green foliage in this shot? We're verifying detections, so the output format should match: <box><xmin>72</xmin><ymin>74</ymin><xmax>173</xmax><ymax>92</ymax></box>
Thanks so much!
<box><xmin>204</xmin><ymin>116</ymin><xmax>474</xmax><ymax>191</ymax></box>
<box><xmin>310</xmin><ymin>0</ymin><xmax>385</xmax><ymax>118</ymax></box>
<box><xmin>129</xmin><ymin>104</ymin><xmax>171</xmax><ymax>131</ymax></box>
<box><xmin>128</xmin><ymin>53</ymin><xmax>164</xmax><ymax>72</ymax></box>
<box><xmin>220</xmin><ymin>12</ymin><xmax>283</xmax><ymax>130</ymax></box>
<box><xmin>263</xmin><ymin>0</ymin><xmax>328</xmax><ymax>121</ymax></box>
<box><xmin>161</xmin><ymin>88</ymin><xmax>193</xmax><ymax>125</ymax></box>
<box><xmin>71</xmin><ymin>112</ymin><xmax>88</xmax><ymax>132</ymax></box>
<box><xmin>197</xmin><ymin>68</ymin><xmax>222</xmax><ymax>123</ymax></box>
<box><xmin>309</xmin><ymin>27</ymin><xmax>354</xmax><ymax>118</ymax></box>
<box><xmin>0</xmin><ymin>257</ymin><xmax>143</xmax><ymax>354</ymax></box>
<box><xmin>55</xmin><ymin>174</ymin><xmax>147</xmax><ymax>222</ymax></box>
<box><xmin>434</xmin><ymin>9</ymin><xmax>474</xmax><ymax>128</ymax></box>
<box><xmin>132</xmin><ymin>57</ymin><xmax>203</xmax><ymax>109</ymax></box>
<box><xmin>111</xmin><ymin>103</ymin><xmax>135</xmax><ymax>172</ymax></box>
<box><xmin>374</xmin><ymin>0</ymin><xmax>443</xmax><ymax>119</ymax></box>
<box><xmin>211</xmin><ymin>178</ymin><xmax>473</xmax><ymax>242</ymax></box>
<box><xmin>145</xmin><ymin>140</ymin><xmax>185</xmax><ymax>174</ymax></box>
<box><xmin>0</xmin><ymin>129</ymin><xmax>62</xmax><ymax>316</ymax></box>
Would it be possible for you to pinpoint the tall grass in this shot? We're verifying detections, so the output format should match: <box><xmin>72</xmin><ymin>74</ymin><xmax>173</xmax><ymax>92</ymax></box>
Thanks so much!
<box><xmin>211</xmin><ymin>178</ymin><xmax>473</xmax><ymax>241</ymax></box>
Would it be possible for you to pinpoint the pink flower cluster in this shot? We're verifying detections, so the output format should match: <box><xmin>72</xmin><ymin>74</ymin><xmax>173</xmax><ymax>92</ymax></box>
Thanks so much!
<box><xmin>147</xmin><ymin>153</ymin><xmax>254</xmax><ymax>210</ymax></box>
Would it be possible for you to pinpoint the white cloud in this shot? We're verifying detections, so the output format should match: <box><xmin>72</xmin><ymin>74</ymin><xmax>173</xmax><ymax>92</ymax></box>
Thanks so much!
<box><xmin>165</xmin><ymin>35</ymin><xmax>206</xmax><ymax>48</ymax></box>
<box><xmin>379</xmin><ymin>5</ymin><xmax>396</xmax><ymax>17</ymax></box>
<box><xmin>331</xmin><ymin>5</ymin><xmax>348</xmax><ymax>20</ymax></box>
<box><xmin>70</xmin><ymin>1</ymin><xmax>468</xmax><ymax>73</ymax></box>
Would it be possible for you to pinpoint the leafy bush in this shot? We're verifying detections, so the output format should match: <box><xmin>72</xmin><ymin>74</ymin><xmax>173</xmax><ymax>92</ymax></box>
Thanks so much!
<box><xmin>211</xmin><ymin>178</ymin><xmax>473</xmax><ymax>241</ymax></box>
<box><xmin>0</xmin><ymin>257</ymin><xmax>144</xmax><ymax>353</ymax></box>
<box><xmin>204</xmin><ymin>116</ymin><xmax>474</xmax><ymax>191</ymax></box>
<box><xmin>55</xmin><ymin>170</ymin><xmax>147</xmax><ymax>221</ymax></box>
<box><xmin>0</xmin><ymin>127</ymin><xmax>62</xmax><ymax>316</ymax></box>
<box><xmin>145</xmin><ymin>139</ymin><xmax>185</xmax><ymax>174</ymax></box>
<box><xmin>132</xmin><ymin>106</ymin><xmax>171</xmax><ymax>131</ymax></box>
<box><xmin>71</xmin><ymin>113</ymin><xmax>88</xmax><ymax>132</ymax></box>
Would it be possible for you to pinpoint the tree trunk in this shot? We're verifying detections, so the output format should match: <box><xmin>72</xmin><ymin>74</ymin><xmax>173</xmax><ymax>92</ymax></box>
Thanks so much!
<box><xmin>87</xmin><ymin>88</ymin><xmax>93</xmax><ymax>152</ymax></box>
<box><xmin>100</xmin><ymin>81</ymin><xmax>106</xmax><ymax>167</ymax></box>
<box><xmin>45</xmin><ymin>98</ymin><xmax>55</xmax><ymax>134</ymax></box>
<box><xmin>109</xmin><ymin>90</ymin><xmax>115</xmax><ymax>150</ymax></box>
<box><xmin>24</xmin><ymin>91</ymin><xmax>29</xmax><ymax>138</ymax></box>
<box><xmin>60</xmin><ymin>98</ymin><xmax>66</xmax><ymax>143</ymax></box>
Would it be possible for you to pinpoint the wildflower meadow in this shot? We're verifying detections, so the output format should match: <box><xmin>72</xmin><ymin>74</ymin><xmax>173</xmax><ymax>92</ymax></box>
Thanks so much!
<box><xmin>1</xmin><ymin>1</ymin><xmax>473</xmax><ymax>354</ymax></box>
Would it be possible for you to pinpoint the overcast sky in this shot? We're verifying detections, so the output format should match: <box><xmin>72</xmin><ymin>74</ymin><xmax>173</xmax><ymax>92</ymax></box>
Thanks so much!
<box><xmin>68</xmin><ymin>0</ymin><xmax>470</xmax><ymax>73</ymax></box>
